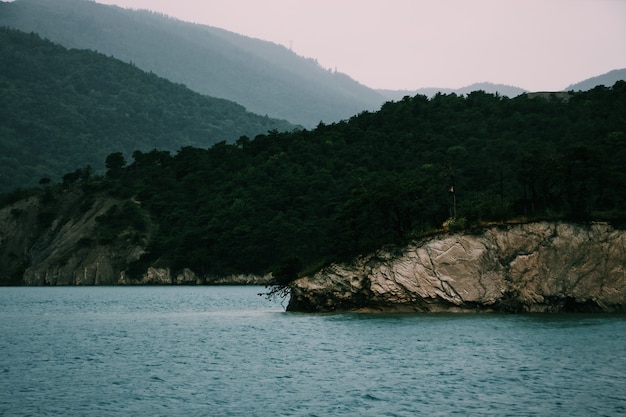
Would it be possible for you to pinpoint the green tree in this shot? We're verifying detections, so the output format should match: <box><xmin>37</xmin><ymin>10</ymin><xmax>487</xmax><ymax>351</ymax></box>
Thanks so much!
<box><xmin>105</xmin><ymin>152</ymin><xmax>127</xmax><ymax>179</ymax></box>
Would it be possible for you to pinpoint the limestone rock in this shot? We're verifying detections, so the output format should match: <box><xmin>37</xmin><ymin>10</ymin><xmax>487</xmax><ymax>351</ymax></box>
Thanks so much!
<box><xmin>288</xmin><ymin>222</ymin><xmax>626</xmax><ymax>313</ymax></box>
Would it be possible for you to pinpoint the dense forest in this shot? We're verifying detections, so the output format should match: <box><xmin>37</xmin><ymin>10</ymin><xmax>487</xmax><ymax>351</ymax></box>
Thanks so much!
<box><xmin>0</xmin><ymin>0</ymin><xmax>384</xmax><ymax>127</ymax></box>
<box><xmin>0</xmin><ymin>27</ymin><xmax>295</xmax><ymax>192</ymax></box>
<box><xmin>4</xmin><ymin>82</ymin><xmax>624</xmax><ymax>280</ymax></box>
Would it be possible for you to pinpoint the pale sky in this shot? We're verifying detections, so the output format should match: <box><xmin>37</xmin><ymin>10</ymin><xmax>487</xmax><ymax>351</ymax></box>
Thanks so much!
<box><xmin>94</xmin><ymin>0</ymin><xmax>626</xmax><ymax>91</ymax></box>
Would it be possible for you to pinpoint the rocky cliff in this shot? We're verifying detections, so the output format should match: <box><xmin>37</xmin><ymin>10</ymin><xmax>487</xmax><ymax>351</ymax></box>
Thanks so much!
<box><xmin>0</xmin><ymin>190</ymin><xmax>272</xmax><ymax>286</ymax></box>
<box><xmin>288</xmin><ymin>222</ymin><xmax>626</xmax><ymax>313</ymax></box>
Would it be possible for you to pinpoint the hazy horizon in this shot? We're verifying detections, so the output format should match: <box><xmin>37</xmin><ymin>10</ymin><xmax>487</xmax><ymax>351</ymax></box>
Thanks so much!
<box><xmin>3</xmin><ymin>0</ymin><xmax>626</xmax><ymax>91</ymax></box>
<box><xmin>93</xmin><ymin>0</ymin><xmax>626</xmax><ymax>92</ymax></box>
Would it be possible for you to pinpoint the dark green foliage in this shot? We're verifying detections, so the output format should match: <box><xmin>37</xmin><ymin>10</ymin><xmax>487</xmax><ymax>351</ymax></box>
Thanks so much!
<box><xmin>36</xmin><ymin>189</ymin><xmax>57</xmax><ymax>228</ymax></box>
<box><xmin>105</xmin><ymin>153</ymin><xmax>127</xmax><ymax>179</ymax></box>
<box><xmin>62</xmin><ymin>166</ymin><xmax>92</xmax><ymax>186</ymax></box>
<box><xmin>77</xmin><ymin>237</ymin><xmax>94</xmax><ymax>248</ymax></box>
<box><xmin>118</xmin><ymin>82</ymin><xmax>626</xmax><ymax>278</ymax></box>
<box><xmin>36</xmin><ymin>209</ymin><xmax>56</xmax><ymax>229</ymax></box>
<box><xmin>6</xmin><ymin>80</ymin><xmax>626</xmax><ymax>280</ymax></box>
<box><xmin>272</xmin><ymin>256</ymin><xmax>304</xmax><ymax>285</ymax></box>
<box><xmin>0</xmin><ymin>27</ymin><xmax>295</xmax><ymax>193</ymax></box>
<box><xmin>334</xmin><ymin>176</ymin><xmax>442</xmax><ymax>257</ymax></box>
<box><xmin>79</xmin><ymin>197</ymin><xmax>94</xmax><ymax>213</ymax></box>
<box><xmin>95</xmin><ymin>201</ymin><xmax>148</xmax><ymax>243</ymax></box>
<box><xmin>6</xmin><ymin>259</ymin><xmax>28</xmax><ymax>286</ymax></box>
<box><xmin>0</xmin><ymin>189</ymin><xmax>39</xmax><ymax>210</ymax></box>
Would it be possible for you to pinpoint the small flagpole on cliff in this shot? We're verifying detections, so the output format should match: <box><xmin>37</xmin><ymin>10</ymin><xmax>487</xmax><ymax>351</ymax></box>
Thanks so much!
<box><xmin>449</xmin><ymin>174</ymin><xmax>456</xmax><ymax>219</ymax></box>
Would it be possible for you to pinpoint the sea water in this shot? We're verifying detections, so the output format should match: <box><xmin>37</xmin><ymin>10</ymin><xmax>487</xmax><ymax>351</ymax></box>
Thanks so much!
<box><xmin>0</xmin><ymin>286</ymin><xmax>624</xmax><ymax>416</ymax></box>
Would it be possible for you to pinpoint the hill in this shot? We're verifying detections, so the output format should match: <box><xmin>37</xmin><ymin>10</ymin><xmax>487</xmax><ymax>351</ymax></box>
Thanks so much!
<box><xmin>379</xmin><ymin>70</ymin><xmax>626</xmax><ymax>102</ymax></box>
<box><xmin>0</xmin><ymin>0</ymin><xmax>385</xmax><ymax>127</ymax></box>
<box><xmin>2</xmin><ymin>81</ymin><xmax>625</xmax><ymax>285</ymax></box>
<box><xmin>378</xmin><ymin>82</ymin><xmax>528</xmax><ymax>101</ymax></box>
<box><xmin>0</xmin><ymin>27</ymin><xmax>295</xmax><ymax>192</ymax></box>
<box><xmin>565</xmin><ymin>68</ymin><xmax>626</xmax><ymax>92</ymax></box>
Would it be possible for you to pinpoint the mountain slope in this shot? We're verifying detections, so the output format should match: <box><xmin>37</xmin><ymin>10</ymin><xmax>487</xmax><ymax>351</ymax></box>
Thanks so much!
<box><xmin>565</xmin><ymin>68</ymin><xmax>626</xmax><ymax>92</ymax></box>
<box><xmin>0</xmin><ymin>0</ymin><xmax>385</xmax><ymax>127</ymax></box>
<box><xmin>0</xmin><ymin>27</ymin><xmax>295</xmax><ymax>192</ymax></box>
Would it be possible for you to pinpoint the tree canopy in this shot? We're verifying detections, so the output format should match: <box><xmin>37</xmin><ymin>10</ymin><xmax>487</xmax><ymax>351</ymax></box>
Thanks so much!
<box><xmin>13</xmin><ymin>81</ymin><xmax>621</xmax><ymax>279</ymax></box>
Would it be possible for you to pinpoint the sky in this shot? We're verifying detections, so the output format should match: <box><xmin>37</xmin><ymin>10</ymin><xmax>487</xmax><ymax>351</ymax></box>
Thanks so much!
<box><xmin>93</xmin><ymin>0</ymin><xmax>626</xmax><ymax>91</ymax></box>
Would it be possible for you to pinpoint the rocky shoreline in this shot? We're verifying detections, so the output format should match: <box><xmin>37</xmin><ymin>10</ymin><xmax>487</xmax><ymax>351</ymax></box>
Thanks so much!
<box><xmin>0</xmin><ymin>192</ymin><xmax>275</xmax><ymax>286</ymax></box>
<box><xmin>287</xmin><ymin>222</ymin><xmax>626</xmax><ymax>313</ymax></box>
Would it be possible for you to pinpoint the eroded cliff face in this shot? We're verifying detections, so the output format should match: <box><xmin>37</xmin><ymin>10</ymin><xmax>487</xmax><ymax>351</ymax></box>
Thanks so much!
<box><xmin>288</xmin><ymin>222</ymin><xmax>626</xmax><ymax>313</ymax></box>
<box><xmin>0</xmin><ymin>190</ymin><xmax>272</xmax><ymax>285</ymax></box>
<box><xmin>0</xmin><ymin>189</ymin><xmax>149</xmax><ymax>285</ymax></box>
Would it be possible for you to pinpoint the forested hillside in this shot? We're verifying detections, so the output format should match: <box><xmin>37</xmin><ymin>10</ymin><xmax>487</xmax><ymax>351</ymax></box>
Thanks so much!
<box><xmin>0</xmin><ymin>0</ymin><xmax>385</xmax><ymax>127</ymax></box>
<box><xmin>0</xmin><ymin>28</ymin><xmax>295</xmax><ymax>192</ymax></box>
<box><xmin>3</xmin><ymin>82</ymin><xmax>624</xmax><ymax>284</ymax></box>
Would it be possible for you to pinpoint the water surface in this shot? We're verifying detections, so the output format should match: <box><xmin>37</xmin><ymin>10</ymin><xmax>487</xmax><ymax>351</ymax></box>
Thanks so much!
<box><xmin>1</xmin><ymin>286</ymin><xmax>624</xmax><ymax>416</ymax></box>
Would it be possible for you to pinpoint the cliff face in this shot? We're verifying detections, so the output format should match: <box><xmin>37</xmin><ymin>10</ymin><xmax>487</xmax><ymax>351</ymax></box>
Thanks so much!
<box><xmin>0</xmin><ymin>190</ymin><xmax>148</xmax><ymax>285</ymax></box>
<box><xmin>288</xmin><ymin>222</ymin><xmax>626</xmax><ymax>313</ymax></box>
<box><xmin>0</xmin><ymin>190</ymin><xmax>272</xmax><ymax>285</ymax></box>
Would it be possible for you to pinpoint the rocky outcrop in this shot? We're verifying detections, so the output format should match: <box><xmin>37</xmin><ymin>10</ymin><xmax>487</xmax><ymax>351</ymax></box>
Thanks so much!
<box><xmin>117</xmin><ymin>267</ymin><xmax>274</xmax><ymax>286</ymax></box>
<box><xmin>288</xmin><ymin>222</ymin><xmax>626</xmax><ymax>313</ymax></box>
<box><xmin>0</xmin><ymin>189</ymin><xmax>150</xmax><ymax>285</ymax></box>
<box><xmin>0</xmin><ymin>189</ymin><xmax>272</xmax><ymax>286</ymax></box>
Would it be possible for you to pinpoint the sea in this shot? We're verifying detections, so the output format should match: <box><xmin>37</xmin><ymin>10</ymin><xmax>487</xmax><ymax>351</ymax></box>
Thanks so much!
<box><xmin>0</xmin><ymin>286</ymin><xmax>624</xmax><ymax>417</ymax></box>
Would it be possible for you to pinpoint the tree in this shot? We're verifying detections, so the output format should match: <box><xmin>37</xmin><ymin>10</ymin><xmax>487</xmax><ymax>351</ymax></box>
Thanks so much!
<box><xmin>335</xmin><ymin>177</ymin><xmax>433</xmax><ymax>256</ymax></box>
<box><xmin>105</xmin><ymin>152</ymin><xmax>127</xmax><ymax>179</ymax></box>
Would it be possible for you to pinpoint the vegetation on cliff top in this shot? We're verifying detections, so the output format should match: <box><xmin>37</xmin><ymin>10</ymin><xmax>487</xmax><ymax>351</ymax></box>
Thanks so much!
<box><xmin>2</xmin><ymin>81</ymin><xmax>625</xmax><ymax>283</ymax></box>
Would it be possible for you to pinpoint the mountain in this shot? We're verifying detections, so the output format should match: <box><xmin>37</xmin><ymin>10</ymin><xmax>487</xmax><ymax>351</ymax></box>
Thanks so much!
<box><xmin>378</xmin><ymin>82</ymin><xmax>528</xmax><ymax>101</ymax></box>
<box><xmin>0</xmin><ymin>0</ymin><xmax>385</xmax><ymax>127</ymax></box>
<box><xmin>0</xmin><ymin>27</ymin><xmax>295</xmax><ymax>192</ymax></box>
<box><xmin>564</xmin><ymin>68</ymin><xmax>626</xmax><ymax>92</ymax></box>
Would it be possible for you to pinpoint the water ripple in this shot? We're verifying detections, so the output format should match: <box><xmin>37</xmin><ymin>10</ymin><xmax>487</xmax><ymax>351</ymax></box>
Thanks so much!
<box><xmin>0</xmin><ymin>287</ymin><xmax>625</xmax><ymax>416</ymax></box>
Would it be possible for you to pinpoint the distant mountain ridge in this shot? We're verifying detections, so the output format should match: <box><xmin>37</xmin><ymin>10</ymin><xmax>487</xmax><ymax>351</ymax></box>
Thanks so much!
<box><xmin>378</xmin><ymin>82</ymin><xmax>528</xmax><ymax>101</ymax></box>
<box><xmin>0</xmin><ymin>0</ymin><xmax>385</xmax><ymax>127</ymax></box>
<box><xmin>565</xmin><ymin>68</ymin><xmax>626</xmax><ymax>92</ymax></box>
<box><xmin>379</xmin><ymin>70</ymin><xmax>626</xmax><ymax>102</ymax></box>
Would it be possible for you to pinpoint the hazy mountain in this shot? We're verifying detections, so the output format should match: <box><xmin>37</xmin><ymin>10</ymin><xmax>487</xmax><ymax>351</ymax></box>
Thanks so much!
<box><xmin>0</xmin><ymin>0</ymin><xmax>385</xmax><ymax>127</ymax></box>
<box><xmin>0</xmin><ymin>27</ymin><xmax>295</xmax><ymax>192</ymax></box>
<box><xmin>379</xmin><ymin>69</ymin><xmax>626</xmax><ymax>102</ymax></box>
<box><xmin>378</xmin><ymin>82</ymin><xmax>528</xmax><ymax>101</ymax></box>
<box><xmin>564</xmin><ymin>68</ymin><xmax>626</xmax><ymax>92</ymax></box>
